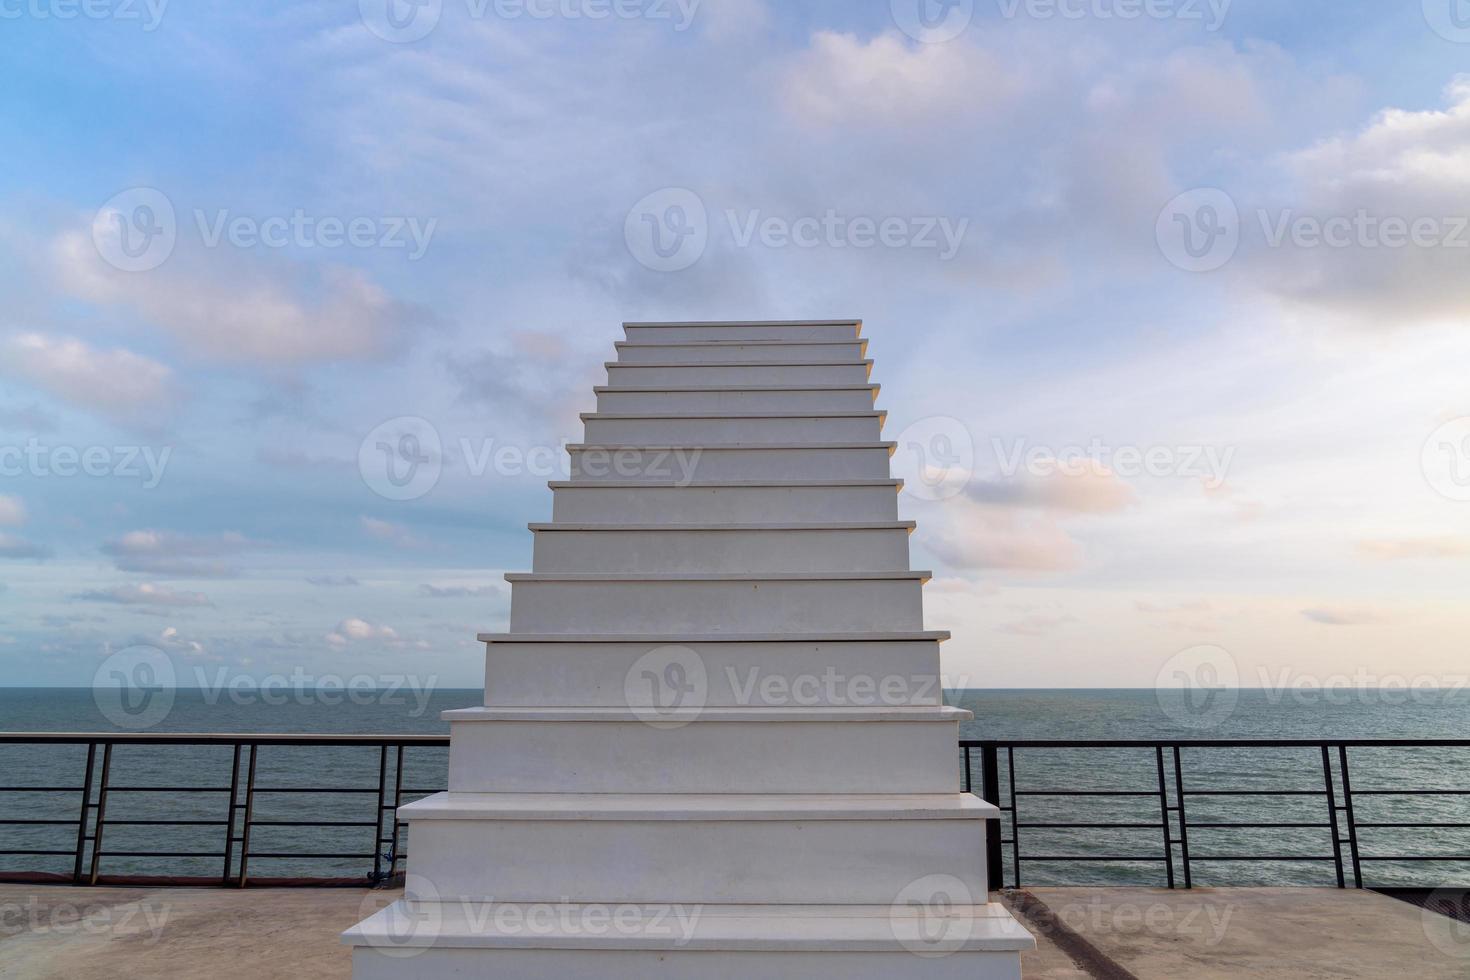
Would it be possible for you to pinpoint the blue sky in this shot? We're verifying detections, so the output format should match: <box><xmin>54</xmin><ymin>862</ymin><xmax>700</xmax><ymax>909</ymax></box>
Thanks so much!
<box><xmin>2</xmin><ymin>0</ymin><xmax>1469</xmax><ymax>690</ymax></box>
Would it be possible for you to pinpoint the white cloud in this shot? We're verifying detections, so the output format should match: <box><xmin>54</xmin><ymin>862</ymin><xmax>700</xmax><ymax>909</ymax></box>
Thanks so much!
<box><xmin>0</xmin><ymin>496</ymin><xmax>26</xmax><ymax>527</ymax></box>
<box><xmin>102</xmin><ymin>529</ymin><xmax>255</xmax><ymax>578</ymax></box>
<box><xmin>924</xmin><ymin>500</ymin><xmax>1084</xmax><ymax>573</ymax></box>
<box><xmin>1300</xmin><ymin>605</ymin><xmax>1385</xmax><ymax>626</ymax></box>
<box><xmin>1357</xmin><ymin>537</ymin><xmax>1470</xmax><ymax>560</ymax></box>
<box><xmin>965</xmin><ymin>463</ymin><xmax>1137</xmax><ymax>514</ymax></box>
<box><xmin>77</xmin><ymin>583</ymin><xmax>213</xmax><ymax>607</ymax></box>
<box><xmin>0</xmin><ymin>533</ymin><xmax>51</xmax><ymax>560</ymax></box>
<box><xmin>53</xmin><ymin>230</ymin><xmax>430</xmax><ymax>366</ymax></box>
<box><xmin>361</xmin><ymin>515</ymin><xmax>423</xmax><ymax>549</ymax></box>
<box><xmin>326</xmin><ymin>617</ymin><xmax>399</xmax><ymax>646</ymax></box>
<box><xmin>0</xmin><ymin>333</ymin><xmax>176</xmax><ymax>424</ymax></box>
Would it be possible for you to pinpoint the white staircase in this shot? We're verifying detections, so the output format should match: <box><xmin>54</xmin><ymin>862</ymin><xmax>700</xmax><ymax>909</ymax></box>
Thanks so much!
<box><xmin>343</xmin><ymin>319</ymin><xmax>1033</xmax><ymax>978</ymax></box>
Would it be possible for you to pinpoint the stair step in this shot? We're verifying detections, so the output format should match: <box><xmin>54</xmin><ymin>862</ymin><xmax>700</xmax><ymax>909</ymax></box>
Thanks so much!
<box><xmin>505</xmin><ymin>571</ymin><xmax>930</xmax><ymax>633</ymax></box>
<box><xmin>595</xmin><ymin>384</ymin><xmax>879</xmax><ymax>413</ymax></box>
<box><xmin>566</xmin><ymin>443</ymin><xmax>895</xmax><ymax>482</ymax></box>
<box><xmin>395</xmin><ymin>792</ymin><xmax>993</xmax><ymax>904</ymax></box>
<box><xmin>624</xmin><ymin>319</ymin><xmax>862</xmax><ymax>342</ymax></box>
<box><xmin>443</xmin><ymin>706</ymin><xmax>969</xmax><ymax>794</ymax></box>
<box><xmin>581</xmin><ymin>412</ymin><xmax>885</xmax><ymax>444</ymax></box>
<box><xmin>606</xmin><ymin>361</ymin><xmax>873</xmax><ymax>386</ymax></box>
<box><xmin>530</xmin><ymin>522</ymin><xmax>913</xmax><ymax>573</ymax></box>
<box><xmin>550</xmin><ymin>480</ymin><xmax>902</xmax><ymax>522</ymax></box>
<box><xmin>477</xmin><ymin>635</ymin><xmax>947</xmax><ymax>708</ymax></box>
<box><xmin>615</xmin><ymin>340</ymin><xmax>867</xmax><ymax>364</ymax></box>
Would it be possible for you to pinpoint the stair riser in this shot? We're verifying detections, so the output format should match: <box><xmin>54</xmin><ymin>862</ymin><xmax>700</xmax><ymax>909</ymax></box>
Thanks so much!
<box><xmin>617</xmin><ymin>343</ymin><xmax>866</xmax><ymax>364</ymax></box>
<box><xmin>607</xmin><ymin>364</ymin><xmax>870</xmax><ymax>386</ymax></box>
<box><xmin>567</xmin><ymin>447</ymin><xmax>892</xmax><ymax>483</ymax></box>
<box><xmin>532</xmin><ymin>528</ymin><xmax>911</xmax><ymax>574</ymax></box>
<box><xmin>551</xmin><ymin>485</ymin><xmax>900</xmax><ymax>523</ymax></box>
<box><xmin>481</xmin><ymin>640</ymin><xmax>945</xmax><ymax>707</ymax></box>
<box><xmin>624</xmin><ymin>323</ymin><xmax>860</xmax><ymax>342</ymax></box>
<box><xmin>404</xmin><ymin>818</ymin><xmax>988</xmax><ymax>904</ymax></box>
<box><xmin>596</xmin><ymin>389</ymin><xmax>877</xmax><ymax>413</ymax></box>
<box><xmin>508</xmin><ymin>578</ymin><xmax>925</xmax><ymax>633</ymax></box>
<box><xmin>583</xmin><ymin>415</ymin><xmax>883</xmax><ymax>444</ymax></box>
<box><xmin>356</xmin><ymin>948</ymin><xmax>1019</xmax><ymax>979</ymax></box>
<box><xmin>447</xmin><ymin>719</ymin><xmax>960</xmax><ymax>794</ymax></box>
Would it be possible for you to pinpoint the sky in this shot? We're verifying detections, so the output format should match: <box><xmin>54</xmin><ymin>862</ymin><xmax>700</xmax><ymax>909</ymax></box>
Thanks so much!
<box><xmin>1</xmin><ymin>0</ymin><xmax>1469</xmax><ymax>692</ymax></box>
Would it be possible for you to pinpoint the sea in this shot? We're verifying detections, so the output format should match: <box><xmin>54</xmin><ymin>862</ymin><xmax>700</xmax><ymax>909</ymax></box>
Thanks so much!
<box><xmin>1</xmin><ymin>688</ymin><xmax>1465</xmax><ymax>889</ymax></box>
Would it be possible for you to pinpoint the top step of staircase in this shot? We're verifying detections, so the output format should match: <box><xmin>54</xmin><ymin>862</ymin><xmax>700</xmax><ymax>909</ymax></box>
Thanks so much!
<box><xmin>623</xmin><ymin>320</ymin><xmax>863</xmax><ymax>343</ymax></box>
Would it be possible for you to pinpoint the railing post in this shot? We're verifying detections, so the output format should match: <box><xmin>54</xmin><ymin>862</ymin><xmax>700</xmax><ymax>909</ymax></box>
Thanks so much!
<box><xmin>237</xmin><ymin>744</ymin><xmax>257</xmax><ymax>887</ymax></box>
<box><xmin>1007</xmin><ymin>746</ymin><xmax>1022</xmax><ymax>888</ymax></box>
<box><xmin>1155</xmin><ymin>746</ymin><xmax>1176</xmax><ymax>889</ymax></box>
<box><xmin>1321</xmin><ymin>744</ymin><xmax>1346</xmax><ymax>888</ymax></box>
<box><xmin>386</xmin><ymin>744</ymin><xmax>405</xmax><ymax>879</ymax></box>
<box><xmin>1337</xmin><ymin>745</ymin><xmax>1363</xmax><ymax>888</ymax></box>
<box><xmin>87</xmin><ymin>743</ymin><xmax>113</xmax><ymax>885</ymax></box>
<box><xmin>372</xmin><ymin>744</ymin><xmax>389</xmax><ymax>881</ymax></box>
<box><xmin>71</xmin><ymin>741</ymin><xmax>97</xmax><ymax>885</ymax></box>
<box><xmin>222</xmin><ymin>742</ymin><xmax>243</xmax><ymax>885</ymax></box>
<box><xmin>1171</xmin><ymin>746</ymin><xmax>1192</xmax><ymax>889</ymax></box>
<box><xmin>979</xmin><ymin>742</ymin><xmax>1003</xmax><ymax>892</ymax></box>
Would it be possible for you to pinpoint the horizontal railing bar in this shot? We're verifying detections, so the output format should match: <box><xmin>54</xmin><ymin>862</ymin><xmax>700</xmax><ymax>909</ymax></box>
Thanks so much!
<box><xmin>1351</xmin><ymin>790</ymin><xmax>1470</xmax><ymax>796</ymax></box>
<box><xmin>0</xmin><ymin>849</ymin><xmax>79</xmax><ymax>856</ymax></box>
<box><xmin>1187</xmin><ymin>856</ymin><xmax>1336</xmax><ymax>862</ymax></box>
<box><xmin>98</xmin><ymin>851</ymin><xmax>225</xmax><ymax>858</ymax></box>
<box><xmin>1183</xmin><ymin>790</ymin><xmax>1325</xmax><ymax>796</ymax></box>
<box><xmin>1014</xmin><ymin>790</ymin><xmax>1160</xmax><ymax>797</ymax></box>
<box><xmin>102</xmin><ymin>820</ymin><xmax>230</xmax><ymax>826</ymax></box>
<box><xmin>0</xmin><ymin>786</ymin><xmax>86</xmax><ymax>793</ymax></box>
<box><xmin>1188</xmin><ymin>822</ymin><xmax>1331</xmax><ymax>829</ymax></box>
<box><xmin>248</xmin><ymin>820</ymin><xmax>379</xmax><ymax>827</ymax></box>
<box><xmin>251</xmin><ymin>788</ymin><xmax>379</xmax><ymax>794</ymax></box>
<box><xmin>961</xmin><ymin>738</ymin><xmax>1470</xmax><ymax>747</ymax></box>
<box><xmin>244</xmin><ymin>852</ymin><xmax>379</xmax><ymax>859</ymax></box>
<box><xmin>1357</xmin><ymin>856</ymin><xmax>1470</xmax><ymax>862</ymax></box>
<box><xmin>0</xmin><ymin>818</ymin><xmax>78</xmax><ymax>825</ymax></box>
<box><xmin>1019</xmin><ymin>856</ymin><xmax>1169</xmax><ymax>862</ymax></box>
<box><xmin>1015</xmin><ymin>822</ymin><xmax>1165</xmax><ymax>829</ymax></box>
<box><xmin>1356</xmin><ymin>822</ymin><xmax>1470</xmax><ymax>828</ymax></box>
<box><xmin>105</xmin><ymin>786</ymin><xmax>232</xmax><ymax>793</ymax></box>
<box><xmin>0</xmin><ymin>733</ymin><xmax>451</xmax><ymax>745</ymax></box>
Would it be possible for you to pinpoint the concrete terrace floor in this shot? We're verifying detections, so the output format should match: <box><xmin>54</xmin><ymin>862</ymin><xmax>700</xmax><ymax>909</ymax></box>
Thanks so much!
<box><xmin>0</xmin><ymin>884</ymin><xmax>1465</xmax><ymax>978</ymax></box>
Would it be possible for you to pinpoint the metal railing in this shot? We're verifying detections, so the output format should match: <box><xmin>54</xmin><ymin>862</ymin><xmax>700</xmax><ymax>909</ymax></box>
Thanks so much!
<box><xmin>0</xmin><ymin>733</ymin><xmax>449</xmax><ymax>887</ymax></box>
<box><xmin>962</xmin><ymin>739</ymin><xmax>1470</xmax><ymax>891</ymax></box>
<box><xmin>2</xmin><ymin>734</ymin><xmax>1467</xmax><ymax>889</ymax></box>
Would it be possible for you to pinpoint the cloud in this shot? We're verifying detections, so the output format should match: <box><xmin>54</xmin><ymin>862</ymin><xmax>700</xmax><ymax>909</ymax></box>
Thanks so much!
<box><xmin>1256</xmin><ymin>77</ymin><xmax>1470</xmax><ymax>327</ymax></box>
<box><xmin>0</xmin><ymin>333</ymin><xmax>177</xmax><ymax>425</ymax></box>
<box><xmin>419</xmin><ymin>583</ymin><xmax>500</xmax><ymax>598</ymax></box>
<box><xmin>326</xmin><ymin>617</ymin><xmax>399</xmax><ymax>646</ymax></box>
<box><xmin>965</xmin><ymin>462</ymin><xmax>1138</xmax><ymax>514</ymax></box>
<box><xmin>1300</xmin><ymin>605</ymin><xmax>1384</xmax><ymax>626</ymax></box>
<box><xmin>995</xmin><ymin>613</ymin><xmax>1078</xmax><ymax>636</ymax></box>
<box><xmin>77</xmin><ymin>583</ymin><xmax>212</xmax><ymax>607</ymax></box>
<box><xmin>0</xmin><ymin>496</ymin><xmax>26</xmax><ymax>527</ymax></box>
<box><xmin>1356</xmin><ymin>537</ymin><xmax>1470</xmax><ymax>561</ymax></box>
<box><xmin>1136</xmin><ymin>598</ymin><xmax>1214</xmax><ymax>613</ymax></box>
<box><xmin>102</xmin><ymin>529</ymin><xmax>255</xmax><ymax>578</ymax></box>
<box><xmin>306</xmin><ymin>574</ymin><xmax>360</xmax><ymax>587</ymax></box>
<box><xmin>361</xmin><ymin>515</ymin><xmax>423</xmax><ymax>549</ymax></box>
<box><xmin>925</xmin><ymin>502</ymin><xmax>1084</xmax><ymax>572</ymax></box>
<box><xmin>53</xmin><ymin>230</ymin><xmax>433</xmax><ymax>366</ymax></box>
<box><xmin>0</xmin><ymin>533</ymin><xmax>51</xmax><ymax>560</ymax></box>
